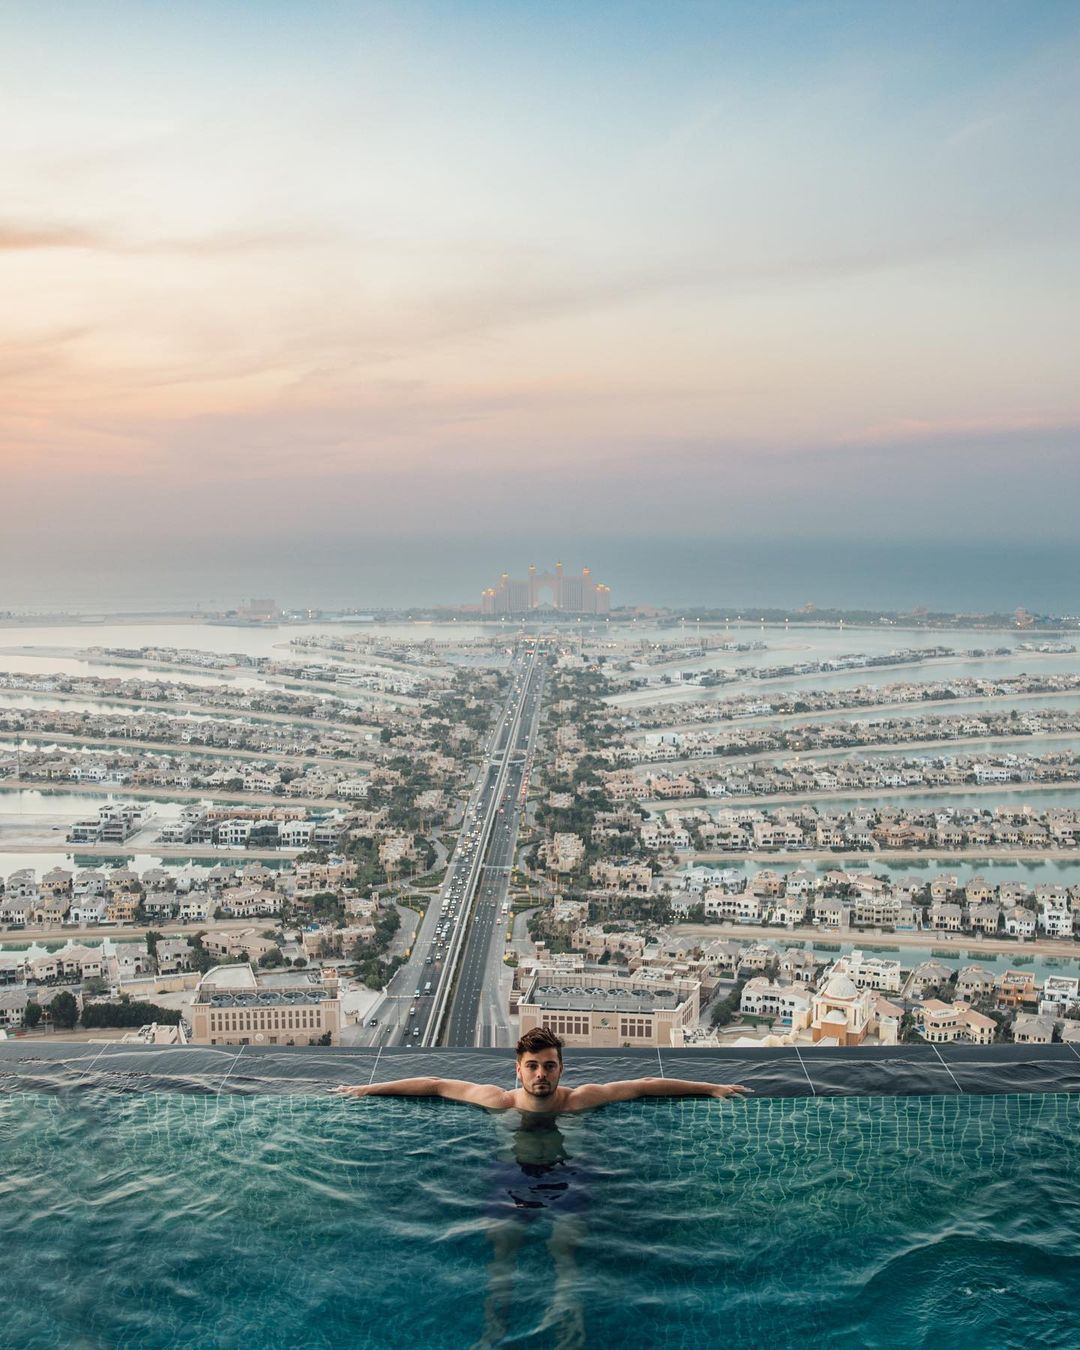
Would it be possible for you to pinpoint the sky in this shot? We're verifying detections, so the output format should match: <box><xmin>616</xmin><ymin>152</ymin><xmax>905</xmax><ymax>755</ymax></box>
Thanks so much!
<box><xmin>2</xmin><ymin>1</ymin><xmax>1079</xmax><ymax>609</ymax></box>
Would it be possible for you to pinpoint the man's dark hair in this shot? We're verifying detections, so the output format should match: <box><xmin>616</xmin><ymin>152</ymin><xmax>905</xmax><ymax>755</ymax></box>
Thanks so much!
<box><xmin>516</xmin><ymin>1027</ymin><xmax>564</xmax><ymax>1061</ymax></box>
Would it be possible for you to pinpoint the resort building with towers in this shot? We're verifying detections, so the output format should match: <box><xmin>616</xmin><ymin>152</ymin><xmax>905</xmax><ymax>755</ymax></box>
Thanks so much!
<box><xmin>481</xmin><ymin>562</ymin><xmax>610</xmax><ymax>615</ymax></box>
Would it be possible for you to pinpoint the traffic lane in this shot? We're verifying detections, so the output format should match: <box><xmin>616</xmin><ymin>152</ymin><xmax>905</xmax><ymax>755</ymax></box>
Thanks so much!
<box><xmin>446</xmin><ymin>830</ymin><xmax>513</xmax><ymax>1038</ymax></box>
<box><xmin>440</xmin><ymin>650</ymin><xmax>539</xmax><ymax>1043</ymax></box>
<box><xmin>401</xmin><ymin>772</ymin><xmax>508</xmax><ymax>1041</ymax></box>
<box><xmin>445</xmin><ymin>826</ymin><xmax>520</xmax><ymax>1042</ymax></box>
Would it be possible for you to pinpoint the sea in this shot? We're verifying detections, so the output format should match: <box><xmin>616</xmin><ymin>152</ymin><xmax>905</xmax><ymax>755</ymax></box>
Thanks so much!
<box><xmin>2</xmin><ymin>537</ymin><xmax>1079</xmax><ymax>615</ymax></box>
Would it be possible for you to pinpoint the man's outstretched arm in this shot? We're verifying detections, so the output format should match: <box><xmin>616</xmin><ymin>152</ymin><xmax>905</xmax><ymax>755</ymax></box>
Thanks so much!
<box><xmin>333</xmin><ymin>1078</ymin><xmax>511</xmax><ymax>1109</ymax></box>
<box><xmin>567</xmin><ymin>1077</ymin><xmax>752</xmax><ymax>1109</ymax></box>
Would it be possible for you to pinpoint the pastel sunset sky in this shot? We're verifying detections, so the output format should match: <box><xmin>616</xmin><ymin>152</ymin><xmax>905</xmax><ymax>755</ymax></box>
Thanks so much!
<box><xmin>3</xmin><ymin>1</ymin><xmax>1079</xmax><ymax>604</ymax></box>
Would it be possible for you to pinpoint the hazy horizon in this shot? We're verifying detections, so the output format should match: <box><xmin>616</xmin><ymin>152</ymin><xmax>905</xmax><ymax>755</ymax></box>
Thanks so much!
<box><xmin>3</xmin><ymin>537</ymin><xmax>1079</xmax><ymax>617</ymax></box>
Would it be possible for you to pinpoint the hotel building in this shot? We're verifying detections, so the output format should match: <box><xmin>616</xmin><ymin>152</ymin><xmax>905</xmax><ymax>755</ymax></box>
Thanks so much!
<box><xmin>518</xmin><ymin>966</ymin><xmax>699</xmax><ymax>1047</ymax></box>
<box><xmin>481</xmin><ymin>562</ymin><xmax>611</xmax><ymax>616</ymax></box>
<box><xmin>190</xmin><ymin>964</ymin><xmax>341</xmax><ymax>1046</ymax></box>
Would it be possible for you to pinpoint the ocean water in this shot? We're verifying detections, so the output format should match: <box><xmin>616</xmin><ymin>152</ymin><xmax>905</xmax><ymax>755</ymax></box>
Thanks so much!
<box><xmin>3</xmin><ymin>537</ymin><xmax>1080</xmax><ymax>614</ymax></box>
<box><xmin>613</xmin><ymin>657</ymin><xmax>1080</xmax><ymax>710</ymax></box>
<box><xmin>1</xmin><ymin>1092</ymin><xmax>1079</xmax><ymax>1349</ymax></box>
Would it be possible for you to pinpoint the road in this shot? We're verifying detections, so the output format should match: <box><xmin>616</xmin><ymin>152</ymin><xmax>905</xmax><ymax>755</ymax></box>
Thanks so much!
<box><xmin>443</xmin><ymin>648</ymin><xmax>546</xmax><ymax>1047</ymax></box>
<box><xmin>346</xmin><ymin>640</ymin><xmax>546</xmax><ymax>1050</ymax></box>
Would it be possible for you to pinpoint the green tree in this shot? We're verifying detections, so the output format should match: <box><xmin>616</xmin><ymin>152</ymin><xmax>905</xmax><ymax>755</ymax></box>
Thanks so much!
<box><xmin>81</xmin><ymin>1001</ymin><xmax>181</xmax><ymax>1028</ymax></box>
<box><xmin>49</xmin><ymin>990</ymin><xmax>79</xmax><ymax>1030</ymax></box>
<box><xmin>187</xmin><ymin>933</ymin><xmax>216</xmax><ymax>974</ymax></box>
<box><xmin>23</xmin><ymin>1001</ymin><xmax>42</xmax><ymax>1029</ymax></box>
<box><xmin>258</xmin><ymin>947</ymin><xmax>285</xmax><ymax>968</ymax></box>
<box><xmin>710</xmin><ymin>978</ymin><xmax>748</xmax><ymax>1028</ymax></box>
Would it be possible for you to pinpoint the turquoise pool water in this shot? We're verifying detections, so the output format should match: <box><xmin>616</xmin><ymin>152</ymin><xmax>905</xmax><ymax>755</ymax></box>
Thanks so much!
<box><xmin>2</xmin><ymin>1092</ymin><xmax>1079</xmax><ymax>1349</ymax></box>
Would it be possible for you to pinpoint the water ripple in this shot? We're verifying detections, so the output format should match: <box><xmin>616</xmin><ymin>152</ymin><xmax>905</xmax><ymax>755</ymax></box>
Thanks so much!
<box><xmin>1</xmin><ymin>1093</ymin><xmax>1079</xmax><ymax>1348</ymax></box>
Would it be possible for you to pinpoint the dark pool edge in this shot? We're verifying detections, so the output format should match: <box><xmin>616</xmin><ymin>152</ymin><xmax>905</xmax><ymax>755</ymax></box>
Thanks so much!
<box><xmin>2</xmin><ymin>1041</ymin><xmax>1079</xmax><ymax>1098</ymax></box>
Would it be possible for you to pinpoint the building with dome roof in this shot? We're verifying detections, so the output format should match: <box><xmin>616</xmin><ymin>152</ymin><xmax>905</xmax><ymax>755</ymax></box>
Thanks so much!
<box><xmin>810</xmin><ymin>968</ymin><xmax>874</xmax><ymax>1046</ymax></box>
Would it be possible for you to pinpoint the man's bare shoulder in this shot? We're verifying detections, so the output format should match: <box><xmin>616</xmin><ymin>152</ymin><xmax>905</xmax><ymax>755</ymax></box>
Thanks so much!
<box><xmin>558</xmin><ymin>1082</ymin><xmax>625</xmax><ymax>1112</ymax></box>
<box><xmin>438</xmin><ymin>1079</ymin><xmax>516</xmax><ymax>1109</ymax></box>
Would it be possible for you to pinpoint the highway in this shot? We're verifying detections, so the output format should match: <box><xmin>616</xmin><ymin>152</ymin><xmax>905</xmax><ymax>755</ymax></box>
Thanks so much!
<box><xmin>347</xmin><ymin>640</ymin><xmax>545</xmax><ymax>1049</ymax></box>
<box><xmin>442</xmin><ymin>646</ymin><xmax>546</xmax><ymax>1046</ymax></box>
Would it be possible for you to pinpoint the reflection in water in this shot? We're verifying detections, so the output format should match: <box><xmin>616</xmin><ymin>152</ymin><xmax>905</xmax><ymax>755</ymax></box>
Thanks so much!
<box><xmin>480</xmin><ymin>1113</ymin><xmax>588</xmax><ymax>1349</ymax></box>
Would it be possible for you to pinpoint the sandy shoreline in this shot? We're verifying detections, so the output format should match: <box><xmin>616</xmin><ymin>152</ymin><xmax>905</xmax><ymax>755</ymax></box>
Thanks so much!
<box><xmin>0</xmin><ymin>686</ymin><xmax>382</xmax><ymax>734</ymax></box>
<box><xmin>625</xmin><ymin>689</ymin><xmax>1080</xmax><ymax>737</ymax></box>
<box><xmin>0</xmin><ymin>645</ymin><xmax>420</xmax><ymax>709</ymax></box>
<box><xmin>607</xmin><ymin>649</ymin><xmax>1079</xmax><ymax>708</ymax></box>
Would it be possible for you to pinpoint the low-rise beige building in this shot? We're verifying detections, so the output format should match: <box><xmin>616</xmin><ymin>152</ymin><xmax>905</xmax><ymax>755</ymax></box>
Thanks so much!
<box><xmin>218</xmin><ymin>885</ymin><xmax>280</xmax><ymax>919</ymax></box>
<box><xmin>588</xmin><ymin>861</ymin><xmax>652</xmax><ymax>892</ymax></box>
<box><xmin>202</xmin><ymin>930</ymin><xmax>280</xmax><ymax>963</ymax></box>
<box><xmin>571</xmin><ymin>926</ymin><xmax>647</xmax><ymax>963</ymax></box>
<box><xmin>542</xmin><ymin>833</ymin><xmax>586</xmax><ymax>873</ymax></box>
<box><xmin>833</xmin><ymin>950</ymin><xmax>902</xmax><ymax>994</ymax></box>
<box><xmin>1012</xmin><ymin>1012</ymin><xmax>1054</xmax><ymax>1045</ymax></box>
<box><xmin>190</xmin><ymin>965</ymin><xmax>340</xmax><ymax>1046</ymax></box>
<box><xmin>518</xmin><ymin>966</ymin><xmax>699</xmax><ymax>1048</ymax></box>
<box><xmin>739</xmin><ymin>977</ymin><xmax>812</xmax><ymax>1029</ymax></box>
<box><xmin>293</xmin><ymin>856</ymin><xmax>358</xmax><ymax>892</ymax></box>
<box><xmin>916</xmin><ymin>999</ymin><xmax>997</xmax><ymax>1045</ymax></box>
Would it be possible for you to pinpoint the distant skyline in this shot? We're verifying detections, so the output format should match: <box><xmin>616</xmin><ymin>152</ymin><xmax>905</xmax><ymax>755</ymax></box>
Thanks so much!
<box><xmin>3</xmin><ymin>2</ymin><xmax>1080</xmax><ymax>595</ymax></box>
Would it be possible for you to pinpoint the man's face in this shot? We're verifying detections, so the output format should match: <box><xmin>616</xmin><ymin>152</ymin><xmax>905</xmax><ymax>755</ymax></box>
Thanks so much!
<box><xmin>516</xmin><ymin>1049</ymin><xmax>563</xmax><ymax>1098</ymax></box>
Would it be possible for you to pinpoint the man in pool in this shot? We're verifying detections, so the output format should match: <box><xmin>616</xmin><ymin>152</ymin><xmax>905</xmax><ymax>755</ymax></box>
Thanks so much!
<box><xmin>335</xmin><ymin>1030</ymin><xmax>751</xmax><ymax>1347</ymax></box>
<box><xmin>332</xmin><ymin>1026</ymin><xmax>752</xmax><ymax>1113</ymax></box>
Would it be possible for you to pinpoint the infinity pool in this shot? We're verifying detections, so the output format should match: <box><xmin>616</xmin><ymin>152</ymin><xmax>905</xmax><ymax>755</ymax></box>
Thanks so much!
<box><xmin>2</xmin><ymin>1088</ymin><xmax>1079</xmax><ymax>1349</ymax></box>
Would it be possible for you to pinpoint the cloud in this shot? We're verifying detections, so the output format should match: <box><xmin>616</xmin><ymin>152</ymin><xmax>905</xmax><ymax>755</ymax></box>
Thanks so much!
<box><xmin>0</xmin><ymin>324</ymin><xmax>94</xmax><ymax>377</ymax></box>
<box><xmin>829</xmin><ymin>416</ymin><xmax>1080</xmax><ymax>458</ymax></box>
<box><xmin>0</xmin><ymin>220</ymin><xmax>318</xmax><ymax>255</ymax></box>
<box><xmin>0</xmin><ymin>225</ymin><xmax>101</xmax><ymax>251</ymax></box>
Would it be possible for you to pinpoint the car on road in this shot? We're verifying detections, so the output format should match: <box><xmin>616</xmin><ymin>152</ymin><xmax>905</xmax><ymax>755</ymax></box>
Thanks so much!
<box><xmin>368</xmin><ymin>1018</ymin><xmax>379</xmax><ymax>1026</ymax></box>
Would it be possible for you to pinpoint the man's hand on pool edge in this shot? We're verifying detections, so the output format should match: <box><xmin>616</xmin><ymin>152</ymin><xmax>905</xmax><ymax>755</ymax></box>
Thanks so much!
<box><xmin>710</xmin><ymin>1084</ymin><xmax>754</xmax><ymax>1099</ymax></box>
<box><xmin>332</xmin><ymin>1084</ymin><xmax>372</xmax><ymax>1098</ymax></box>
